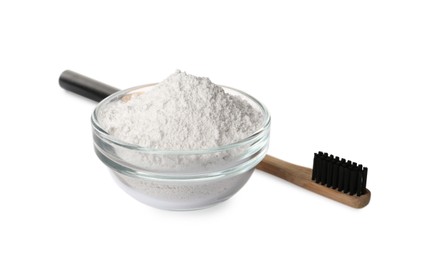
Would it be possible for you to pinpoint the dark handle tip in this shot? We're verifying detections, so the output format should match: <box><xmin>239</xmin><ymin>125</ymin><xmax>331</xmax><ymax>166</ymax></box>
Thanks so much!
<box><xmin>59</xmin><ymin>70</ymin><xmax>119</xmax><ymax>102</ymax></box>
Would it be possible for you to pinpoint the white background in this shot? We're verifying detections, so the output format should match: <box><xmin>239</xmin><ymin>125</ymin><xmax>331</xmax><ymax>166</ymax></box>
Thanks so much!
<box><xmin>1</xmin><ymin>1</ymin><xmax>424</xmax><ymax>259</ymax></box>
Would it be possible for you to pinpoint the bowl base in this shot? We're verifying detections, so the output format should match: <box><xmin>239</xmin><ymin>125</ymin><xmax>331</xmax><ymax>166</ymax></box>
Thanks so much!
<box><xmin>109</xmin><ymin>169</ymin><xmax>254</xmax><ymax>211</ymax></box>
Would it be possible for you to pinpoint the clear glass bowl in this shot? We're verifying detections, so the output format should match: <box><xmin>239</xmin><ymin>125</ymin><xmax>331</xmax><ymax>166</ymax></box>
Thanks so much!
<box><xmin>91</xmin><ymin>84</ymin><xmax>271</xmax><ymax>210</ymax></box>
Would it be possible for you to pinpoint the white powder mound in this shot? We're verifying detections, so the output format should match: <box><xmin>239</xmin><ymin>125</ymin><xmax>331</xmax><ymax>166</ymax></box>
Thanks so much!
<box><xmin>98</xmin><ymin>70</ymin><xmax>263</xmax><ymax>150</ymax></box>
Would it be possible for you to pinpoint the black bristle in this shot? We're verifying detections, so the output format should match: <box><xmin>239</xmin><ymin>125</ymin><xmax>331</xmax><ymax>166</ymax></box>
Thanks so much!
<box><xmin>356</xmin><ymin>165</ymin><xmax>363</xmax><ymax>196</ymax></box>
<box><xmin>362</xmin><ymin>167</ymin><xmax>368</xmax><ymax>194</ymax></box>
<box><xmin>342</xmin><ymin>161</ymin><xmax>350</xmax><ymax>193</ymax></box>
<box><xmin>326</xmin><ymin>155</ymin><xmax>334</xmax><ymax>187</ymax></box>
<box><xmin>337</xmin><ymin>158</ymin><xmax>346</xmax><ymax>191</ymax></box>
<box><xmin>321</xmin><ymin>153</ymin><xmax>328</xmax><ymax>185</ymax></box>
<box><xmin>321</xmin><ymin>155</ymin><xmax>329</xmax><ymax>185</ymax></box>
<box><xmin>331</xmin><ymin>157</ymin><xmax>340</xmax><ymax>189</ymax></box>
<box><xmin>316</xmin><ymin>153</ymin><xmax>325</xmax><ymax>184</ymax></box>
<box><xmin>311</xmin><ymin>152</ymin><xmax>368</xmax><ymax>196</ymax></box>
<box><xmin>349</xmin><ymin>163</ymin><xmax>358</xmax><ymax>195</ymax></box>
<box><xmin>315</xmin><ymin>152</ymin><xmax>324</xmax><ymax>183</ymax></box>
<box><xmin>312</xmin><ymin>153</ymin><xmax>319</xmax><ymax>181</ymax></box>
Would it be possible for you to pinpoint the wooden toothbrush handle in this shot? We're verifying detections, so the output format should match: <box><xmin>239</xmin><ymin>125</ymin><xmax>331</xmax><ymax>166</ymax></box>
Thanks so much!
<box><xmin>256</xmin><ymin>155</ymin><xmax>371</xmax><ymax>208</ymax></box>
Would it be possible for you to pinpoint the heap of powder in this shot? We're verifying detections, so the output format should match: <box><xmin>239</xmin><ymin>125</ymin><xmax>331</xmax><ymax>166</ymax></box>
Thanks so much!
<box><xmin>98</xmin><ymin>70</ymin><xmax>263</xmax><ymax>150</ymax></box>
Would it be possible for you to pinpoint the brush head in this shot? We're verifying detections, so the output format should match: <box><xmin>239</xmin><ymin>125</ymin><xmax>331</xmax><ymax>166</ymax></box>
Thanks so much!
<box><xmin>312</xmin><ymin>152</ymin><xmax>368</xmax><ymax>196</ymax></box>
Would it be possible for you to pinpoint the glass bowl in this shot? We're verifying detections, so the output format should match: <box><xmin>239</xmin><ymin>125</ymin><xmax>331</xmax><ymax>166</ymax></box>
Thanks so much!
<box><xmin>91</xmin><ymin>84</ymin><xmax>271</xmax><ymax>210</ymax></box>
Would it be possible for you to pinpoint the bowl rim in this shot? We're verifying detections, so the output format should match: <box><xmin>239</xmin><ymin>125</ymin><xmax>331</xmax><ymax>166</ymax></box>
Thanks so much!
<box><xmin>91</xmin><ymin>83</ymin><xmax>271</xmax><ymax>155</ymax></box>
